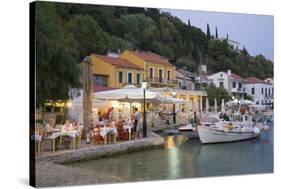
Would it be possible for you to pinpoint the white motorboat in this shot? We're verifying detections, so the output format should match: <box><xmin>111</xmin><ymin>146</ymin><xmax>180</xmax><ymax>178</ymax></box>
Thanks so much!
<box><xmin>178</xmin><ymin>124</ymin><xmax>196</xmax><ymax>132</ymax></box>
<box><xmin>197</xmin><ymin>111</ymin><xmax>263</xmax><ymax>144</ymax></box>
<box><xmin>197</xmin><ymin>122</ymin><xmax>261</xmax><ymax>144</ymax></box>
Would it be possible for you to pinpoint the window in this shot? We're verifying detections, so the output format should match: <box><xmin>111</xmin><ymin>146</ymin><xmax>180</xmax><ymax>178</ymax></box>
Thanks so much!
<box><xmin>167</xmin><ymin>70</ymin><xmax>171</xmax><ymax>81</ymax></box>
<box><xmin>238</xmin><ymin>82</ymin><xmax>242</xmax><ymax>89</ymax></box>
<box><xmin>118</xmin><ymin>71</ymin><xmax>123</xmax><ymax>83</ymax></box>
<box><xmin>252</xmin><ymin>87</ymin><xmax>255</xmax><ymax>95</ymax></box>
<box><xmin>219</xmin><ymin>82</ymin><xmax>224</xmax><ymax>88</ymax></box>
<box><xmin>136</xmin><ymin>73</ymin><xmax>141</xmax><ymax>84</ymax></box>
<box><xmin>232</xmin><ymin>82</ymin><xmax>236</xmax><ymax>88</ymax></box>
<box><xmin>159</xmin><ymin>69</ymin><xmax>163</xmax><ymax>83</ymax></box>
<box><xmin>149</xmin><ymin>68</ymin><xmax>153</xmax><ymax>79</ymax></box>
<box><xmin>265</xmin><ymin>88</ymin><xmax>267</xmax><ymax>96</ymax></box>
<box><xmin>268</xmin><ymin>88</ymin><xmax>271</xmax><ymax>95</ymax></box>
<box><xmin>93</xmin><ymin>75</ymin><xmax>108</xmax><ymax>86</ymax></box>
<box><xmin>261</xmin><ymin>88</ymin><xmax>263</xmax><ymax>94</ymax></box>
<box><xmin>128</xmin><ymin>72</ymin><xmax>133</xmax><ymax>84</ymax></box>
<box><xmin>220</xmin><ymin>73</ymin><xmax>223</xmax><ymax>77</ymax></box>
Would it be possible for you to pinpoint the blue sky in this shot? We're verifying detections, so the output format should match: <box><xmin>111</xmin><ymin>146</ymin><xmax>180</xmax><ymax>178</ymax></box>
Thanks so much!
<box><xmin>162</xmin><ymin>9</ymin><xmax>274</xmax><ymax>61</ymax></box>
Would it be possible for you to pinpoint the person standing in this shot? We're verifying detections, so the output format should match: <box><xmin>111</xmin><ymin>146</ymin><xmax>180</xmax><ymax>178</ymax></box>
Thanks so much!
<box><xmin>133</xmin><ymin>108</ymin><xmax>141</xmax><ymax>139</ymax></box>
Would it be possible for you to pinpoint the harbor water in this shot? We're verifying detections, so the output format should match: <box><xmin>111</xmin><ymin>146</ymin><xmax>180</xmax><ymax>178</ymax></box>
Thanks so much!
<box><xmin>69</xmin><ymin>123</ymin><xmax>273</xmax><ymax>182</ymax></box>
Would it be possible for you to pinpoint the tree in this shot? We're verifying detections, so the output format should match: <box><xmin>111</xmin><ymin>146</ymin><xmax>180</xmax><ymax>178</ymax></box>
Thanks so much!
<box><xmin>175</xmin><ymin>56</ymin><xmax>197</xmax><ymax>72</ymax></box>
<box><xmin>215</xmin><ymin>26</ymin><xmax>218</xmax><ymax>39</ymax></box>
<box><xmin>35</xmin><ymin>2</ymin><xmax>82</xmax><ymax>119</ymax></box>
<box><xmin>205</xmin><ymin>83</ymin><xmax>231</xmax><ymax>106</ymax></box>
<box><xmin>206</xmin><ymin>23</ymin><xmax>211</xmax><ymax>40</ymax></box>
<box><xmin>188</xmin><ymin>19</ymin><xmax>191</xmax><ymax>27</ymax></box>
<box><xmin>67</xmin><ymin>15</ymin><xmax>110</xmax><ymax>59</ymax></box>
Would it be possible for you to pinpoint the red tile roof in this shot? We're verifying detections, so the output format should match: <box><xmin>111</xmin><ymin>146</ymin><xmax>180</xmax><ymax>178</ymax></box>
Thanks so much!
<box><xmin>230</xmin><ymin>73</ymin><xmax>245</xmax><ymax>80</ymax></box>
<box><xmin>245</xmin><ymin>77</ymin><xmax>270</xmax><ymax>84</ymax></box>
<box><xmin>130</xmin><ymin>51</ymin><xmax>172</xmax><ymax>66</ymax></box>
<box><xmin>94</xmin><ymin>54</ymin><xmax>142</xmax><ymax>70</ymax></box>
<box><xmin>93</xmin><ymin>85</ymin><xmax>117</xmax><ymax>92</ymax></box>
<box><xmin>224</xmin><ymin>72</ymin><xmax>244</xmax><ymax>80</ymax></box>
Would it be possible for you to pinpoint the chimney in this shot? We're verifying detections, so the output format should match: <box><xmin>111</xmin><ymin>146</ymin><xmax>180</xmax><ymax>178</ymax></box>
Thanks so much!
<box><xmin>227</xmin><ymin>69</ymin><xmax>231</xmax><ymax>76</ymax></box>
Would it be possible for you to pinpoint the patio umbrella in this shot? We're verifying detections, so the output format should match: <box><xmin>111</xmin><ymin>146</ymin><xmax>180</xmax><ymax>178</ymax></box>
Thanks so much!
<box><xmin>94</xmin><ymin>86</ymin><xmax>159</xmax><ymax>100</ymax></box>
<box><xmin>206</xmin><ymin>97</ymin><xmax>209</xmax><ymax>114</ymax></box>
<box><xmin>83</xmin><ymin>56</ymin><xmax>93</xmax><ymax>143</ymax></box>
<box><xmin>221</xmin><ymin>98</ymin><xmax>225</xmax><ymax>113</ymax></box>
<box><xmin>214</xmin><ymin>98</ymin><xmax>217</xmax><ymax>113</ymax></box>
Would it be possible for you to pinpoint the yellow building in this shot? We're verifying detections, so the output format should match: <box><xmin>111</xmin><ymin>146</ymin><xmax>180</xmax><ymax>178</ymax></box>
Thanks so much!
<box><xmin>120</xmin><ymin>50</ymin><xmax>177</xmax><ymax>88</ymax></box>
<box><xmin>89</xmin><ymin>54</ymin><xmax>144</xmax><ymax>89</ymax></box>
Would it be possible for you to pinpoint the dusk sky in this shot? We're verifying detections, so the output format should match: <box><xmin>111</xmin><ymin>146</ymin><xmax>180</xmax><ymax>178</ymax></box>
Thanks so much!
<box><xmin>162</xmin><ymin>9</ymin><xmax>274</xmax><ymax>62</ymax></box>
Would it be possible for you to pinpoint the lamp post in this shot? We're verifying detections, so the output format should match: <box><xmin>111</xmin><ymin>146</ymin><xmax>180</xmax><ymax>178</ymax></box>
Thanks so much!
<box><xmin>142</xmin><ymin>81</ymin><xmax>148</xmax><ymax>138</ymax></box>
<box><xmin>172</xmin><ymin>90</ymin><xmax>176</xmax><ymax>124</ymax></box>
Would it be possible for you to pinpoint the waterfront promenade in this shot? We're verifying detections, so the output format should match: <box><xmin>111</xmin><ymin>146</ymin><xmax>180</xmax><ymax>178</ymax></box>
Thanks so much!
<box><xmin>35</xmin><ymin>131</ymin><xmax>164</xmax><ymax>187</ymax></box>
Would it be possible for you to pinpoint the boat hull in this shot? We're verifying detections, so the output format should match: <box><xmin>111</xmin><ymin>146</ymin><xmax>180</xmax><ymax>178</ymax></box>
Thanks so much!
<box><xmin>198</xmin><ymin>125</ymin><xmax>260</xmax><ymax>144</ymax></box>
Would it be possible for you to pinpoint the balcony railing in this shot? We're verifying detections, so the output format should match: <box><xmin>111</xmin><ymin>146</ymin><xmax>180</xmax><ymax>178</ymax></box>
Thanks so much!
<box><xmin>147</xmin><ymin>77</ymin><xmax>178</xmax><ymax>85</ymax></box>
<box><xmin>231</xmin><ymin>87</ymin><xmax>245</xmax><ymax>93</ymax></box>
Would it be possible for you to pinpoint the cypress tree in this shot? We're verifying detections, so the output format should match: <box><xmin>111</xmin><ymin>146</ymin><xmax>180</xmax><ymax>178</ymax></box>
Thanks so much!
<box><xmin>215</xmin><ymin>26</ymin><xmax>218</xmax><ymax>39</ymax></box>
<box><xmin>226</xmin><ymin>33</ymin><xmax>229</xmax><ymax>40</ymax></box>
<box><xmin>188</xmin><ymin>19</ymin><xmax>191</xmax><ymax>27</ymax></box>
<box><xmin>206</xmin><ymin>23</ymin><xmax>211</xmax><ymax>40</ymax></box>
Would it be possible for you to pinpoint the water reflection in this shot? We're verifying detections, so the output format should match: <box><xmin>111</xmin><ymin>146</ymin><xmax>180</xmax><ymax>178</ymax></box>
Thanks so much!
<box><xmin>70</xmin><ymin>125</ymin><xmax>273</xmax><ymax>182</ymax></box>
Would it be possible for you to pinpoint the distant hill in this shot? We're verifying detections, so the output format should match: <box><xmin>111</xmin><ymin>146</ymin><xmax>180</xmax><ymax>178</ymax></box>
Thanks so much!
<box><xmin>37</xmin><ymin>1</ymin><xmax>273</xmax><ymax>79</ymax></box>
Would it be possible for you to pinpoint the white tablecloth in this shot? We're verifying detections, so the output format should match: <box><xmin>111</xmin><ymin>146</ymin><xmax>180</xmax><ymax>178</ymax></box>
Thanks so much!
<box><xmin>123</xmin><ymin>124</ymin><xmax>133</xmax><ymax>133</ymax></box>
<box><xmin>49</xmin><ymin>130</ymin><xmax>80</xmax><ymax>139</ymax></box>
<box><xmin>99</xmin><ymin>127</ymin><xmax>118</xmax><ymax>138</ymax></box>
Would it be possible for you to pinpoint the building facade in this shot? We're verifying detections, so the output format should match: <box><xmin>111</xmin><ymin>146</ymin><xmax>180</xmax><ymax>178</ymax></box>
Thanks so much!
<box><xmin>90</xmin><ymin>54</ymin><xmax>144</xmax><ymax>88</ymax></box>
<box><xmin>244</xmin><ymin>77</ymin><xmax>274</xmax><ymax>105</ymax></box>
<box><xmin>120</xmin><ymin>50</ymin><xmax>177</xmax><ymax>88</ymax></box>
<box><xmin>207</xmin><ymin>70</ymin><xmax>245</xmax><ymax>98</ymax></box>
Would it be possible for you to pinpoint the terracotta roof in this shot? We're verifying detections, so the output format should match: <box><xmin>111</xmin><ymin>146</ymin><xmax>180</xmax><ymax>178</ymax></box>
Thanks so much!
<box><xmin>175</xmin><ymin>70</ymin><xmax>184</xmax><ymax>79</ymax></box>
<box><xmin>130</xmin><ymin>51</ymin><xmax>172</xmax><ymax>66</ymax></box>
<box><xmin>93</xmin><ymin>85</ymin><xmax>117</xmax><ymax>92</ymax></box>
<box><xmin>245</xmin><ymin>77</ymin><xmax>271</xmax><ymax>85</ymax></box>
<box><xmin>94</xmin><ymin>54</ymin><xmax>142</xmax><ymax>70</ymax></box>
<box><xmin>231</xmin><ymin>73</ymin><xmax>244</xmax><ymax>80</ymax></box>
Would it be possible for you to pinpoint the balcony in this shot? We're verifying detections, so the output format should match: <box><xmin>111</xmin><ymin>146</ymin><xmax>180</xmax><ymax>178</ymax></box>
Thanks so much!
<box><xmin>231</xmin><ymin>87</ymin><xmax>246</xmax><ymax>93</ymax></box>
<box><xmin>147</xmin><ymin>77</ymin><xmax>178</xmax><ymax>85</ymax></box>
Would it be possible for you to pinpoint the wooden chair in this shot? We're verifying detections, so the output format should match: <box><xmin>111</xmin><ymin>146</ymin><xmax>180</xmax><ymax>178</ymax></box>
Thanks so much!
<box><xmin>92</xmin><ymin>125</ymin><xmax>103</xmax><ymax>144</ymax></box>
<box><xmin>35</xmin><ymin>129</ymin><xmax>44</xmax><ymax>155</ymax></box>
<box><xmin>116</xmin><ymin>122</ymin><xmax>129</xmax><ymax>141</ymax></box>
<box><xmin>41</xmin><ymin>131</ymin><xmax>56</xmax><ymax>152</ymax></box>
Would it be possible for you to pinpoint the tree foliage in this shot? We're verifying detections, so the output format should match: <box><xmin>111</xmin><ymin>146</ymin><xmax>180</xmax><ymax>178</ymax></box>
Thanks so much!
<box><xmin>35</xmin><ymin>1</ymin><xmax>273</xmax><ymax>108</ymax></box>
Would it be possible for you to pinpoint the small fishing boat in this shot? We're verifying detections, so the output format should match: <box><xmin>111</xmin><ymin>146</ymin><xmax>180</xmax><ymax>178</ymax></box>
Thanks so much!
<box><xmin>198</xmin><ymin>112</ymin><xmax>264</xmax><ymax>144</ymax></box>
<box><xmin>197</xmin><ymin>122</ymin><xmax>261</xmax><ymax>144</ymax></box>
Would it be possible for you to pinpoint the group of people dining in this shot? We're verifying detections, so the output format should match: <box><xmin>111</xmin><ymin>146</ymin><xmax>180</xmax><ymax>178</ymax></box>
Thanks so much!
<box><xmin>95</xmin><ymin>107</ymin><xmax>142</xmax><ymax>140</ymax></box>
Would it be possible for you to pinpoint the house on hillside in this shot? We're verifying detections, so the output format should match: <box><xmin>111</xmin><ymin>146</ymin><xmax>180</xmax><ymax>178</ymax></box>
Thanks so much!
<box><xmin>244</xmin><ymin>77</ymin><xmax>274</xmax><ymax>105</ymax></box>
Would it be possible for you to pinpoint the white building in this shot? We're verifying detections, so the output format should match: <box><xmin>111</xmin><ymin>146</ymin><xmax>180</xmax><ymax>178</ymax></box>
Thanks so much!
<box><xmin>175</xmin><ymin>69</ymin><xmax>196</xmax><ymax>90</ymax></box>
<box><xmin>244</xmin><ymin>77</ymin><xmax>274</xmax><ymax>105</ymax></box>
<box><xmin>264</xmin><ymin>77</ymin><xmax>274</xmax><ymax>85</ymax></box>
<box><xmin>219</xmin><ymin>37</ymin><xmax>241</xmax><ymax>50</ymax></box>
<box><xmin>207</xmin><ymin>70</ymin><xmax>245</xmax><ymax>98</ymax></box>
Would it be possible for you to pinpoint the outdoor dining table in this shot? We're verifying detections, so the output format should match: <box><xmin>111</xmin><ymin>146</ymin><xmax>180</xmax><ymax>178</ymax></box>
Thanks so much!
<box><xmin>123</xmin><ymin>124</ymin><xmax>133</xmax><ymax>140</ymax></box>
<box><xmin>49</xmin><ymin>129</ymin><xmax>81</xmax><ymax>151</ymax></box>
<box><xmin>99</xmin><ymin>127</ymin><xmax>118</xmax><ymax>144</ymax></box>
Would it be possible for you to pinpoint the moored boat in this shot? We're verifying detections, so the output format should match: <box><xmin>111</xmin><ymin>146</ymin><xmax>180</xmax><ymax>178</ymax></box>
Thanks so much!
<box><xmin>197</xmin><ymin>122</ymin><xmax>260</xmax><ymax>144</ymax></box>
